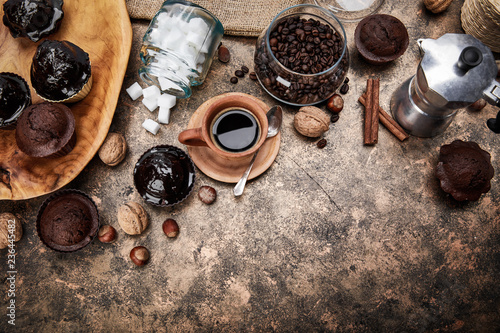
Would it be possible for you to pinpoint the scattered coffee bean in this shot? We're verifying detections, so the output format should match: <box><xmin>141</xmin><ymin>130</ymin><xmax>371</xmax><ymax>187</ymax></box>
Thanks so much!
<box><xmin>317</xmin><ymin>138</ymin><xmax>327</xmax><ymax>148</ymax></box>
<box><xmin>241</xmin><ymin>65</ymin><xmax>249</xmax><ymax>73</ymax></box>
<box><xmin>230</xmin><ymin>77</ymin><xmax>238</xmax><ymax>84</ymax></box>
<box><xmin>343</xmin><ymin>77</ymin><xmax>349</xmax><ymax>84</ymax></box>
<box><xmin>330</xmin><ymin>113</ymin><xmax>340</xmax><ymax>123</ymax></box>
<box><xmin>218</xmin><ymin>44</ymin><xmax>231</xmax><ymax>63</ymax></box>
<box><xmin>235</xmin><ymin>70</ymin><xmax>244</xmax><ymax>77</ymax></box>
<box><xmin>254</xmin><ymin>15</ymin><xmax>348</xmax><ymax>105</ymax></box>
<box><xmin>339</xmin><ymin>82</ymin><xmax>349</xmax><ymax>94</ymax></box>
<box><xmin>249</xmin><ymin>72</ymin><xmax>257</xmax><ymax>80</ymax></box>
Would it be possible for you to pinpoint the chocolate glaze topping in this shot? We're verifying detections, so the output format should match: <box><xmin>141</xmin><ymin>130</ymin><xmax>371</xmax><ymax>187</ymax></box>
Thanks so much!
<box><xmin>2</xmin><ymin>0</ymin><xmax>64</xmax><ymax>42</ymax></box>
<box><xmin>31</xmin><ymin>39</ymin><xmax>91</xmax><ymax>101</ymax></box>
<box><xmin>0</xmin><ymin>72</ymin><xmax>31</xmax><ymax>128</ymax></box>
<box><xmin>134</xmin><ymin>146</ymin><xmax>195</xmax><ymax>206</ymax></box>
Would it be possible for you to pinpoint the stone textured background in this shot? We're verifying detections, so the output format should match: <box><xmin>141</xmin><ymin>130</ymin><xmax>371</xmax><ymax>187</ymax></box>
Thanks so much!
<box><xmin>1</xmin><ymin>1</ymin><xmax>500</xmax><ymax>332</ymax></box>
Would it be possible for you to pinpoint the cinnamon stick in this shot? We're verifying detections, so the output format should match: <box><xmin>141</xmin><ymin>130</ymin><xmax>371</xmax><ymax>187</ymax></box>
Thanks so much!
<box><xmin>370</xmin><ymin>78</ymin><xmax>380</xmax><ymax>144</ymax></box>
<box><xmin>364</xmin><ymin>79</ymin><xmax>374</xmax><ymax>145</ymax></box>
<box><xmin>359</xmin><ymin>93</ymin><xmax>409</xmax><ymax>142</ymax></box>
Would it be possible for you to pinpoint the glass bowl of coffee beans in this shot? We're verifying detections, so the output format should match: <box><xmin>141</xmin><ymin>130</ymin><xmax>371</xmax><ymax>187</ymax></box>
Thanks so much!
<box><xmin>254</xmin><ymin>4</ymin><xmax>349</xmax><ymax>106</ymax></box>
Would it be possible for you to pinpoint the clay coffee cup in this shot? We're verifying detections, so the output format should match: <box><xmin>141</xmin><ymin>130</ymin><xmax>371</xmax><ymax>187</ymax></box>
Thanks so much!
<box><xmin>178</xmin><ymin>94</ymin><xmax>268</xmax><ymax>160</ymax></box>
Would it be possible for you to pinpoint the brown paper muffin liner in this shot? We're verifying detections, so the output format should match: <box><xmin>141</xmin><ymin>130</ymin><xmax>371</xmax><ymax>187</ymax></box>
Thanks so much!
<box><xmin>36</xmin><ymin>189</ymin><xmax>100</xmax><ymax>253</ymax></box>
<box><xmin>47</xmin><ymin>129</ymin><xmax>77</xmax><ymax>159</ymax></box>
<box><xmin>37</xmin><ymin>71</ymin><xmax>93</xmax><ymax>104</ymax></box>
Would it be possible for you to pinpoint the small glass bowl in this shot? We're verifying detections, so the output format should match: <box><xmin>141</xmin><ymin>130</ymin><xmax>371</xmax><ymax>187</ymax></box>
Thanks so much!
<box><xmin>254</xmin><ymin>4</ymin><xmax>349</xmax><ymax>106</ymax></box>
<box><xmin>313</xmin><ymin>0</ymin><xmax>385</xmax><ymax>22</ymax></box>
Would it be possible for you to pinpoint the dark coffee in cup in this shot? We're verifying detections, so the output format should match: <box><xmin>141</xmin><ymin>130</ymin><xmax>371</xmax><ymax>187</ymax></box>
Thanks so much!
<box><xmin>211</xmin><ymin>108</ymin><xmax>260</xmax><ymax>153</ymax></box>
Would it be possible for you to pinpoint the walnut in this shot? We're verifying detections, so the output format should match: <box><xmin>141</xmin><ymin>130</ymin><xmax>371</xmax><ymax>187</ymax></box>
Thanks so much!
<box><xmin>0</xmin><ymin>213</ymin><xmax>22</xmax><ymax>249</ymax></box>
<box><xmin>98</xmin><ymin>132</ymin><xmax>127</xmax><ymax>166</ymax></box>
<box><xmin>294</xmin><ymin>106</ymin><xmax>330</xmax><ymax>137</ymax></box>
<box><xmin>117</xmin><ymin>202</ymin><xmax>149</xmax><ymax>235</ymax></box>
<box><xmin>423</xmin><ymin>0</ymin><xmax>453</xmax><ymax>13</ymax></box>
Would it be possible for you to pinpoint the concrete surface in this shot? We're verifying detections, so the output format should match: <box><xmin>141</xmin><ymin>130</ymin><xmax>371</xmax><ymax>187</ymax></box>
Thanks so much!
<box><xmin>1</xmin><ymin>0</ymin><xmax>500</xmax><ymax>332</ymax></box>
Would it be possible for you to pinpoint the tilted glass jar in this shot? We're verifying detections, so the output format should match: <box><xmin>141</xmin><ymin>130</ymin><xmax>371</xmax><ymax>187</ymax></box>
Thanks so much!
<box><xmin>139</xmin><ymin>0</ymin><xmax>224</xmax><ymax>98</ymax></box>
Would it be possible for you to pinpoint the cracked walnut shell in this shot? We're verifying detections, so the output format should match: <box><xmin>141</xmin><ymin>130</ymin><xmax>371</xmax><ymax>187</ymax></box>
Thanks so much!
<box><xmin>0</xmin><ymin>213</ymin><xmax>22</xmax><ymax>249</ymax></box>
<box><xmin>118</xmin><ymin>202</ymin><xmax>149</xmax><ymax>235</ymax></box>
<box><xmin>98</xmin><ymin>132</ymin><xmax>127</xmax><ymax>166</ymax></box>
<box><xmin>294</xmin><ymin>106</ymin><xmax>330</xmax><ymax>137</ymax></box>
<box><xmin>423</xmin><ymin>0</ymin><xmax>453</xmax><ymax>13</ymax></box>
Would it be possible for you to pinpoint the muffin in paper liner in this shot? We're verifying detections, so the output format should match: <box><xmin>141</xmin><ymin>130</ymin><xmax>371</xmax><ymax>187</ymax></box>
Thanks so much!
<box><xmin>36</xmin><ymin>189</ymin><xmax>100</xmax><ymax>253</ymax></box>
<box><xmin>37</xmin><ymin>72</ymin><xmax>93</xmax><ymax>104</ymax></box>
<box><xmin>436</xmin><ymin>140</ymin><xmax>495</xmax><ymax>201</ymax></box>
<box><xmin>15</xmin><ymin>102</ymin><xmax>76</xmax><ymax>159</ymax></box>
<box><xmin>0</xmin><ymin>72</ymin><xmax>31</xmax><ymax>130</ymax></box>
<box><xmin>133</xmin><ymin>145</ymin><xmax>196</xmax><ymax>207</ymax></box>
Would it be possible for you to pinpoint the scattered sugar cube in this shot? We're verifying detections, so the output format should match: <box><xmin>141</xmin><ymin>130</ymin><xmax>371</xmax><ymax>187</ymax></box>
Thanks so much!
<box><xmin>142</xmin><ymin>85</ymin><xmax>161</xmax><ymax>100</ymax></box>
<box><xmin>126</xmin><ymin>82</ymin><xmax>143</xmax><ymax>100</ymax></box>
<box><xmin>142</xmin><ymin>119</ymin><xmax>161</xmax><ymax>135</ymax></box>
<box><xmin>142</xmin><ymin>97</ymin><xmax>158</xmax><ymax>112</ymax></box>
<box><xmin>158</xmin><ymin>106</ymin><xmax>171</xmax><ymax>124</ymax></box>
<box><xmin>157</xmin><ymin>93</ymin><xmax>176</xmax><ymax>108</ymax></box>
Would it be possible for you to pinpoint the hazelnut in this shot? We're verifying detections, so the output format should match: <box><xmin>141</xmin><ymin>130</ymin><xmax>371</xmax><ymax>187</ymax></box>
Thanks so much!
<box><xmin>326</xmin><ymin>94</ymin><xmax>344</xmax><ymax>113</ymax></box>
<box><xmin>423</xmin><ymin>0</ymin><xmax>453</xmax><ymax>14</ymax></box>
<box><xmin>117</xmin><ymin>202</ymin><xmax>149</xmax><ymax>235</ymax></box>
<box><xmin>467</xmin><ymin>99</ymin><xmax>487</xmax><ymax>112</ymax></box>
<box><xmin>218</xmin><ymin>44</ymin><xmax>230</xmax><ymax>63</ymax></box>
<box><xmin>294</xmin><ymin>106</ymin><xmax>330</xmax><ymax>137</ymax></box>
<box><xmin>98</xmin><ymin>225</ymin><xmax>116</xmax><ymax>243</ymax></box>
<box><xmin>162</xmin><ymin>219</ymin><xmax>179</xmax><ymax>238</ymax></box>
<box><xmin>198</xmin><ymin>185</ymin><xmax>217</xmax><ymax>204</ymax></box>
<box><xmin>130</xmin><ymin>246</ymin><xmax>149</xmax><ymax>266</ymax></box>
<box><xmin>0</xmin><ymin>213</ymin><xmax>22</xmax><ymax>250</ymax></box>
<box><xmin>98</xmin><ymin>132</ymin><xmax>127</xmax><ymax>166</ymax></box>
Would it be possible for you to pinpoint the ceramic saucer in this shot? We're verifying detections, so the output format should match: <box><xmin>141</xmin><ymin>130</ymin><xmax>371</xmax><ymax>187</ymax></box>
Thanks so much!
<box><xmin>184</xmin><ymin>92</ymin><xmax>281</xmax><ymax>183</ymax></box>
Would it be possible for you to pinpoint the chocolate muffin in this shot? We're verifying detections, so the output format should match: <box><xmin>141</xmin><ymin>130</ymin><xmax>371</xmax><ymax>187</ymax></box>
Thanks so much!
<box><xmin>0</xmin><ymin>72</ymin><xmax>31</xmax><ymax>130</ymax></box>
<box><xmin>134</xmin><ymin>145</ymin><xmax>195</xmax><ymax>206</ymax></box>
<box><xmin>436</xmin><ymin>140</ymin><xmax>494</xmax><ymax>201</ymax></box>
<box><xmin>15</xmin><ymin>102</ymin><xmax>76</xmax><ymax>158</ymax></box>
<box><xmin>31</xmin><ymin>39</ymin><xmax>92</xmax><ymax>103</ymax></box>
<box><xmin>355</xmin><ymin>14</ymin><xmax>409</xmax><ymax>65</ymax></box>
<box><xmin>36</xmin><ymin>190</ymin><xmax>99</xmax><ymax>252</ymax></box>
<box><xmin>2</xmin><ymin>0</ymin><xmax>64</xmax><ymax>42</ymax></box>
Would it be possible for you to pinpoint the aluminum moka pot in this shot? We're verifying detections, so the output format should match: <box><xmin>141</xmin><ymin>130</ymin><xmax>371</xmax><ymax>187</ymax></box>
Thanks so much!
<box><xmin>391</xmin><ymin>33</ymin><xmax>500</xmax><ymax>137</ymax></box>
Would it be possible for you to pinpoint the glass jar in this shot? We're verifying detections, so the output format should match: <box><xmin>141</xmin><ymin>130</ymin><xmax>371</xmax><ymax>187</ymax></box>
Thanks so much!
<box><xmin>313</xmin><ymin>0</ymin><xmax>385</xmax><ymax>22</ymax></box>
<box><xmin>254</xmin><ymin>4</ymin><xmax>349</xmax><ymax>106</ymax></box>
<box><xmin>139</xmin><ymin>0</ymin><xmax>224</xmax><ymax>99</ymax></box>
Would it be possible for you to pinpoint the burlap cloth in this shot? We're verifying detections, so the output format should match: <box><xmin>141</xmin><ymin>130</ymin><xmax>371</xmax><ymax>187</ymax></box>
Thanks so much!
<box><xmin>126</xmin><ymin>0</ymin><xmax>307</xmax><ymax>36</ymax></box>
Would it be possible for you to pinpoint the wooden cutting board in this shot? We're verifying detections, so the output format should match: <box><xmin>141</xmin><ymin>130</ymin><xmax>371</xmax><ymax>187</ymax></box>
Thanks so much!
<box><xmin>0</xmin><ymin>0</ymin><xmax>133</xmax><ymax>200</ymax></box>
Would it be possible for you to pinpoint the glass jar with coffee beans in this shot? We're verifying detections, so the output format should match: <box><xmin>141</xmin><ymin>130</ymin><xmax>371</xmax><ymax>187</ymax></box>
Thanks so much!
<box><xmin>254</xmin><ymin>5</ymin><xmax>349</xmax><ymax>106</ymax></box>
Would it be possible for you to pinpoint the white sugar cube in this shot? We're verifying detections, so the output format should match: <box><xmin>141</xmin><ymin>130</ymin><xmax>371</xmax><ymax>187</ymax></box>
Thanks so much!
<box><xmin>142</xmin><ymin>119</ymin><xmax>161</xmax><ymax>135</ymax></box>
<box><xmin>158</xmin><ymin>77</ymin><xmax>179</xmax><ymax>91</ymax></box>
<box><xmin>186</xmin><ymin>31</ymin><xmax>205</xmax><ymax>49</ymax></box>
<box><xmin>142</xmin><ymin>85</ymin><xmax>161</xmax><ymax>100</ymax></box>
<box><xmin>188</xmin><ymin>17</ymin><xmax>209</xmax><ymax>35</ymax></box>
<box><xmin>149</xmin><ymin>28</ymin><xmax>163</xmax><ymax>45</ymax></box>
<box><xmin>196</xmin><ymin>53</ymin><xmax>206</xmax><ymax>65</ymax></box>
<box><xmin>157</xmin><ymin>93</ymin><xmax>176</xmax><ymax>108</ymax></box>
<box><xmin>158</xmin><ymin>106</ymin><xmax>171</xmax><ymax>124</ymax></box>
<box><xmin>162</xmin><ymin>27</ymin><xmax>185</xmax><ymax>51</ymax></box>
<box><xmin>126</xmin><ymin>82</ymin><xmax>143</xmax><ymax>101</ymax></box>
<box><xmin>142</xmin><ymin>97</ymin><xmax>158</xmax><ymax>112</ymax></box>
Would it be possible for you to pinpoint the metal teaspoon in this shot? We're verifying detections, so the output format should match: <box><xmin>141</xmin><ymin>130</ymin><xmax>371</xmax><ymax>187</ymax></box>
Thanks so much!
<box><xmin>233</xmin><ymin>105</ymin><xmax>283</xmax><ymax>197</ymax></box>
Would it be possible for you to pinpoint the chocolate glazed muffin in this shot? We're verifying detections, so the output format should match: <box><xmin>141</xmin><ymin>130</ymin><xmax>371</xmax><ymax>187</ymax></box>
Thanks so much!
<box><xmin>355</xmin><ymin>14</ymin><xmax>409</xmax><ymax>65</ymax></box>
<box><xmin>31</xmin><ymin>39</ymin><xmax>92</xmax><ymax>103</ymax></box>
<box><xmin>2</xmin><ymin>0</ymin><xmax>64</xmax><ymax>42</ymax></box>
<box><xmin>15</xmin><ymin>102</ymin><xmax>76</xmax><ymax>158</ymax></box>
<box><xmin>0</xmin><ymin>72</ymin><xmax>31</xmax><ymax>130</ymax></box>
<box><xmin>36</xmin><ymin>190</ymin><xmax>99</xmax><ymax>252</ymax></box>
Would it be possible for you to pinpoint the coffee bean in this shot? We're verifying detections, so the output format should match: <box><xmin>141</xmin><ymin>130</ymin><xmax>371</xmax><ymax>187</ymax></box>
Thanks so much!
<box><xmin>330</xmin><ymin>113</ymin><xmax>340</xmax><ymax>123</ymax></box>
<box><xmin>235</xmin><ymin>70</ymin><xmax>244</xmax><ymax>77</ymax></box>
<box><xmin>230</xmin><ymin>77</ymin><xmax>238</xmax><ymax>84</ymax></box>
<box><xmin>340</xmin><ymin>82</ymin><xmax>349</xmax><ymax>94</ymax></box>
<box><xmin>241</xmin><ymin>65</ymin><xmax>249</xmax><ymax>73</ymax></box>
<box><xmin>249</xmin><ymin>72</ymin><xmax>257</xmax><ymax>80</ymax></box>
<box><xmin>317</xmin><ymin>138</ymin><xmax>327</xmax><ymax>149</ymax></box>
<box><xmin>218</xmin><ymin>45</ymin><xmax>230</xmax><ymax>63</ymax></box>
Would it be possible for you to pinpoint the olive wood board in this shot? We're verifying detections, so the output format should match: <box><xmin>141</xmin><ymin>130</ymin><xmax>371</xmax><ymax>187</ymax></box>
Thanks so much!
<box><xmin>0</xmin><ymin>0</ymin><xmax>132</xmax><ymax>200</ymax></box>
<box><xmin>185</xmin><ymin>93</ymin><xmax>281</xmax><ymax>183</ymax></box>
